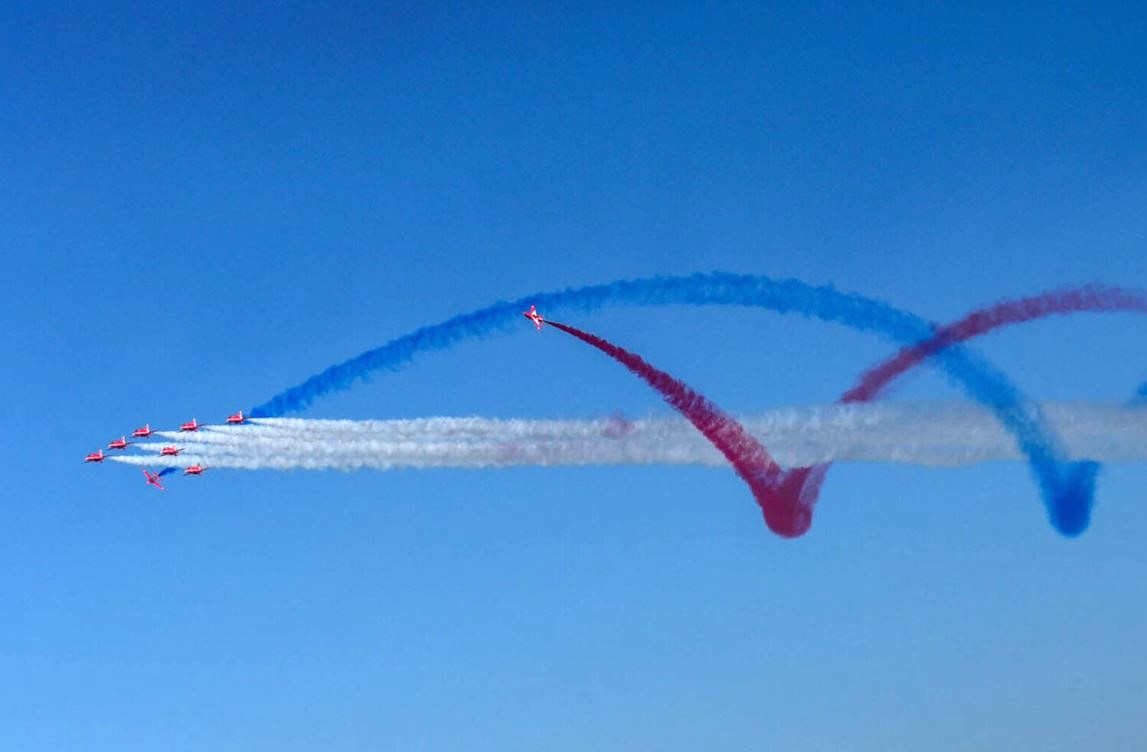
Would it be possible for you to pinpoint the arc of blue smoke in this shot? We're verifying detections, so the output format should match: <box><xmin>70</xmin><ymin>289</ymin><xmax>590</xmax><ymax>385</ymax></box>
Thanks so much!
<box><xmin>250</xmin><ymin>272</ymin><xmax>1101</xmax><ymax>536</ymax></box>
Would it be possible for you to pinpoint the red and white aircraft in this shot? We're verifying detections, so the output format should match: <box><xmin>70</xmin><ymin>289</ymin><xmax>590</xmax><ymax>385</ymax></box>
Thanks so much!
<box><xmin>107</xmin><ymin>436</ymin><xmax>129</xmax><ymax>450</ymax></box>
<box><xmin>84</xmin><ymin>449</ymin><xmax>106</xmax><ymax>463</ymax></box>
<box><xmin>132</xmin><ymin>424</ymin><xmax>153</xmax><ymax>438</ymax></box>
<box><xmin>179</xmin><ymin>418</ymin><xmax>199</xmax><ymax>432</ymax></box>
<box><xmin>184</xmin><ymin>465</ymin><xmax>206</xmax><ymax>476</ymax></box>
<box><xmin>142</xmin><ymin>469</ymin><xmax>166</xmax><ymax>490</ymax></box>
<box><xmin>226</xmin><ymin>410</ymin><xmax>245</xmax><ymax>424</ymax></box>
<box><xmin>159</xmin><ymin>446</ymin><xmax>182</xmax><ymax>457</ymax></box>
<box><xmin>523</xmin><ymin>304</ymin><xmax>545</xmax><ymax>330</ymax></box>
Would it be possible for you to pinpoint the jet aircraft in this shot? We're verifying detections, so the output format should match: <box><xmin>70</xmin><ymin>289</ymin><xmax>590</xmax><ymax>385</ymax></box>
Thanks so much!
<box><xmin>523</xmin><ymin>305</ymin><xmax>545</xmax><ymax>330</ymax></box>
<box><xmin>142</xmin><ymin>469</ymin><xmax>166</xmax><ymax>490</ymax></box>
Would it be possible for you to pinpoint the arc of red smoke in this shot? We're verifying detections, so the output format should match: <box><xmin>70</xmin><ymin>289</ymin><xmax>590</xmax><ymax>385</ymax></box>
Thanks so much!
<box><xmin>843</xmin><ymin>285</ymin><xmax>1147</xmax><ymax>403</ymax></box>
<box><xmin>551</xmin><ymin>285</ymin><xmax>1147</xmax><ymax>538</ymax></box>
<box><xmin>547</xmin><ymin>320</ymin><xmax>819</xmax><ymax>537</ymax></box>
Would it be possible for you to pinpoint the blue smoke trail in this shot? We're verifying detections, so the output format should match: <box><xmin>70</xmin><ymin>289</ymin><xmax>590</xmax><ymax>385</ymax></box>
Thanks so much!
<box><xmin>250</xmin><ymin>272</ymin><xmax>1097</xmax><ymax>536</ymax></box>
<box><xmin>158</xmin><ymin>467</ymin><xmax>178</xmax><ymax>477</ymax></box>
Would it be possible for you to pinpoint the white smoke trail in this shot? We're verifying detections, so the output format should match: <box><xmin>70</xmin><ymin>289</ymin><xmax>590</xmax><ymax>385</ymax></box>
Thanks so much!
<box><xmin>107</xmin><ymin>402</ymin><xmax>1147</xmax><ymax>472</ymax></box>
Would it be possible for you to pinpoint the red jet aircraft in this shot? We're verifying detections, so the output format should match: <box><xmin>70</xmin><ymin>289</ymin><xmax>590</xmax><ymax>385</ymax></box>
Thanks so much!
<box><xmin>142</xmin><ymin>469</ymin><xmax>166</xmax><ymax>490</ymax></box>
<box><xmin>159</xmin><ymin>446</ymin><xmax>181</xmax><ymax>457</ymax></box>
<box><xmin>184</xmin><ymin>465</ymin><xmax>206</xmax><ymax>476</ymax></box>
<box><xmin>84</xmin><ymin>450</ymin><xmax>106</xmax><ymax>463</ymax></box>
<box><xmin>226</xmin><ymin>410</ymin><xmax>245</xmax><ymax>424</ymax></box>
<box><xmin>132</xmin><ymin>424</ymin><xmax>153</xmax><ymax>438</ymax></box>
<box><xmin>523</xmin><ymin>304</ymin><xmax>545</xmax><ymax>330</ymax></box>
<box><xmin>180</xmin><ymin>418</ymin><xmax>199</xmax><ymax>432</ymax></box>
<box><xmin>107</xmin><ymin>436</ymin><xmax>129</xmax><ymax>450</ymax></box>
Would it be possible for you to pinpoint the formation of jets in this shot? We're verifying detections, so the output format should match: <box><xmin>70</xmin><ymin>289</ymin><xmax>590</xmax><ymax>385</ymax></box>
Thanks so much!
<box><xmin>85</xmin><ymin>309</ymin><xmax>548</xmax><ymax>491</ymax></box>
<box><xmin>84</xmin><ymin>411</ymin><xmax>247</xmax><ymax>489</ymax></box>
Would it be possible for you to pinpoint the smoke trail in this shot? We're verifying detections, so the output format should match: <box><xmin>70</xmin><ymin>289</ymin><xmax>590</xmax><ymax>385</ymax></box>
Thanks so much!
<box><xmin>547</xmin><ymin>319</ymin><xmax>817</xmax><ymax>537</ymax></box>
<box><xmin>108</xmin><ymin>403</ymin><xmax>1147</xmax><ymax>470</ymax></box>
<box><xmin>146</xmin><ymin>418</ymin><xmax>632</xmax><ymax>453</ymax></box>
<box><xmin>844</xmin><ymin>285</ymin><xmax>1147</xmax><ymax>403</ymax></box>
<box><xmin>248</xmin><ymin>275</ymin><xmax>1143</xmax><ymax>537</ymax></box>
<box><xmin>250</xmin><ymin>273</ymin><xmax>973</xmax><ymax>418</ymax></box>
<box><xmin>247</xmin><ymin>275</ymin><xmax>1147</xmax><ymax>536</ymax></box>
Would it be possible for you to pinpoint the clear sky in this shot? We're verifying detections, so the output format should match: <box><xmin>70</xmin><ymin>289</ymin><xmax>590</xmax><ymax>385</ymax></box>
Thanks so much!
<box><xmin>3</xmin><ymin>2</ymin><xmax>1146</xmax><ymax>749</ymax></box>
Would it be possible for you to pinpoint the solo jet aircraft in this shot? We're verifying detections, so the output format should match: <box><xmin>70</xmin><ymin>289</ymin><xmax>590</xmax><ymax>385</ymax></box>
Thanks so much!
<box><xmin>84</xmin><ymin>450</ymin><xmax>106</xmax><ymax>463</ymax></box>
<box><xmin>226</xmin><ymin>410</ymin><xmax>245</xmax><ymax>424</ymax></box>
<box><xmin>184</xmin><ymin>465</ymin><xmax>206</xmax><ymax>476</ymax></box>
<box><xmin>523</xmin><ymin>305</ymin><xmax>545</xmax><ymax>330</ymax></box>
<box><xmin>142</xmin><ymin>469</ymin><xmax>166</xmax><ymax>490</ymax></box>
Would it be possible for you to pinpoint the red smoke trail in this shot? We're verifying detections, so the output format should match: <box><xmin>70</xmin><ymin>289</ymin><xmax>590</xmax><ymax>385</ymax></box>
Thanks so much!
<box><xmin>547</xmin><ymin>320</ymin><xmax>817</xmax><ymax>537</ymax></box>
<box><xmin>843</xmin><ymin>285</ymin><xmax>1147</xmax><ymax>402</ymax></box>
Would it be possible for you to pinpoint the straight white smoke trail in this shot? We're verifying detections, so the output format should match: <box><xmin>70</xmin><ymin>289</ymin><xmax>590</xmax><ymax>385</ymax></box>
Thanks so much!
<box><xmin>108</xmin><ymin>403</ymin><xmax>1147</xmax><ymax>471</ymax></box>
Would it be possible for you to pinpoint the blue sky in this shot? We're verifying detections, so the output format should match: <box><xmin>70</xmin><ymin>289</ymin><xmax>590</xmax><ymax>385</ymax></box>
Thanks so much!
<box><xmin>3</xmin><ymin>2</ymin><xmax>1146</xmax><ymax>749</ymax></box>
